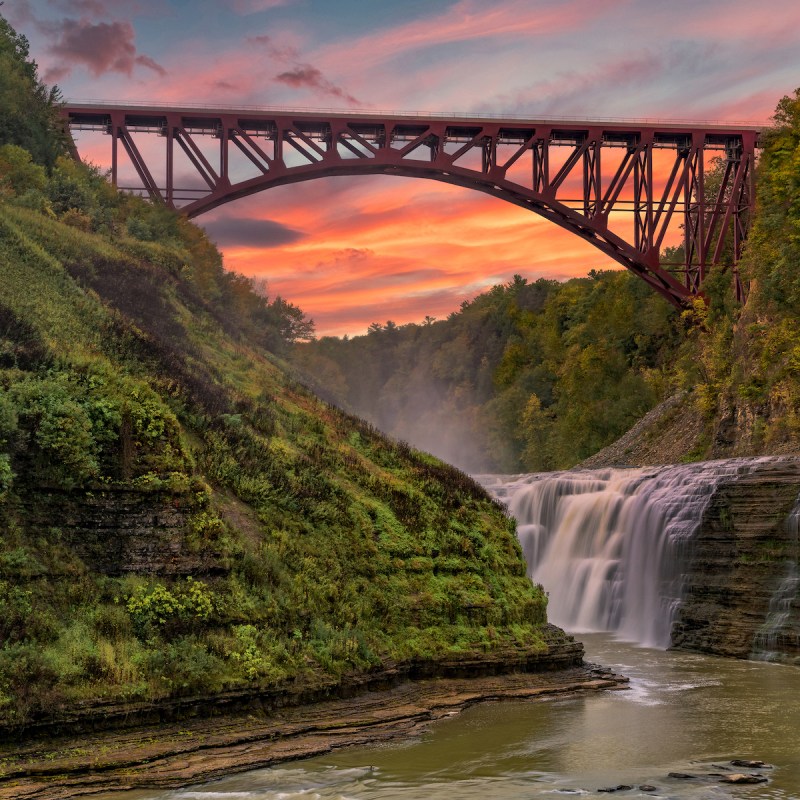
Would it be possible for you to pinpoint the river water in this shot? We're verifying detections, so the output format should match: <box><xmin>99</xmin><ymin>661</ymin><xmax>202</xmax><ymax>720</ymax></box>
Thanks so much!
<box><xmin>106</xmin><ymin>462</ymin><xmax>800</xmax><ymax>799</ymax></box>
<box><xmin>108</xmin><ymin>635</ymin><xmax>800</xmax><ymax>799</ymax></box>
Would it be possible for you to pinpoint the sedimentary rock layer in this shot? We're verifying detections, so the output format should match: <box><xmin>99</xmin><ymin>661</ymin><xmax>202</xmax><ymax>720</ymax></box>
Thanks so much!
<box><xmin>0</xmin><ymin>654</ymin><xmax>623</xmax><ymax>800</ymax></box>
<box><xmin>672</xmin><ymin>458</ymin><xmax>800</xmax><ymax>659</ymax></box>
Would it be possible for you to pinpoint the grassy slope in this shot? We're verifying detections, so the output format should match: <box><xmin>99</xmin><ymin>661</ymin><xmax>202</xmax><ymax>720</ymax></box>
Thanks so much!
<box><xmin>0</xmin><ymin>200</ymin><xmax>552</xmax><ymax>728</ymax></box>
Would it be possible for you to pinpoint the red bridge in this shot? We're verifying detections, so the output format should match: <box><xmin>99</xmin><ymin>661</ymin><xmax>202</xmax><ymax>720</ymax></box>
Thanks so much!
<box><xmin>64</xmin><ymin>102</ymin><xmax>761</xmax><ymax>306</ymax></box>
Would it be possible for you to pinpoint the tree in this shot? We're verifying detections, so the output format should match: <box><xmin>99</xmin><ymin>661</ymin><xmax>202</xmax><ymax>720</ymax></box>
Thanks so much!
<box><xmin>0</xmin><ymin>144</ymin><xmax>46</xmax><ymax>195</ymax></box>
<box><xmin>741</xmin><ymin>87</ymin><xmax>800</xmax><ymax>310</ymax></box>
<box><xmin>0</xmin><ymin>15</ymin><xmax>66</xmax><ymax>168</ymax></box>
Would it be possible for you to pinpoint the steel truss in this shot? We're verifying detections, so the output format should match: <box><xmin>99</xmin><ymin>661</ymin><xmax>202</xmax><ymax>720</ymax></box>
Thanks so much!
<box><xmin>64</xmin><ymin>104</ymin><xmax>760</xmax><ymax>306</ymax></box>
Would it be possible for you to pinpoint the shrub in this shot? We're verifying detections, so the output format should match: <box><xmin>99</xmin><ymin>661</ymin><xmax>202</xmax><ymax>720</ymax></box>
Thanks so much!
<box><xmin>126</xmin><ymin>578</ymin><xmax>218</xmax><ymax>638</ymax></box>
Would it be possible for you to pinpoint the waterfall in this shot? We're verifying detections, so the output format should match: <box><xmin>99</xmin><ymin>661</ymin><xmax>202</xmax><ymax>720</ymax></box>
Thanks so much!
<box><xmin>752</xmin><ymin>496</ymin><xmax>800</xmax><ymax>663</ymax></box>
<box><xmin>483</xmin><ymin>459</ymin><xmax>773</xmax><ymax>649</ymax></box>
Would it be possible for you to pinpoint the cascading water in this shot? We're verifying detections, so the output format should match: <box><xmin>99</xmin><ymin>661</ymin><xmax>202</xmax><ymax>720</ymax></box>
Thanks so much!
<box><xmin>752</xmin><ymin>495</ymin><xmax>800</xmax><ymax>662</ymax></box>
<box><xmin>483</xmin><ymin>458</ymin><xmax>777</xmax><ymax>649</ymax></box>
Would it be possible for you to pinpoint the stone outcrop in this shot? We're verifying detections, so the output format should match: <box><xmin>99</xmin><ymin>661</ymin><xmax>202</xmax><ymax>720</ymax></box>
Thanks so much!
<box><xmin>580</xmin><ymin>392</ymin><xmax>706</xmax><ymax>469</ymax></box>
<box><xmin>16</xmin><ymin>489</ymin><xmax>226</xmax><ymax>575</ymax></box>
<box><xmin>0</xmin><ymin>624</ymin><xmax>584</xmax><ymax>741</ymax></box>
<box><xmin>0</xmin><ymin>656</ymin><xmax>624</xmax><ymax>800</ymax></box>
<box><xmin>671</xmin><ymin>458</ymin><xmax>800</xmax><ymax>660</ymax></box>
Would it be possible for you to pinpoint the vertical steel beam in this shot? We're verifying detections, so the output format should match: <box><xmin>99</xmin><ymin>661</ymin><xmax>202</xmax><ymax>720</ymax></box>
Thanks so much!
<box><xmin>532</xmin><ymin>131</ymin><xmax>550</xmax><ymax>194</ymax></box>
<box><xmin>684</xmin><ymin>138</ymin><xmax>706</xmax><ymax>289</ymax></box>
<box><xmin>644</xmin><ymin>136</ymin><xmax>654</xmax><ymax>258</ymax></box>
<box><xmin>585</xmin><ymin>129</ymin><xmax>602</xmax><ymax>218</ymax></box>
<box><xmin>165</xmin><ymin>114</ymin><xmax>175</xmax><ymax>207</ymax></box>
<box><xmin>219</xmin><ymin>119</ymin><xmax>228</xmax><ymax>187</ymax></box>
<box><xmin>109</xmin><ymin>111</ymin><xmax>123</xmax><ymax>187</ymax></box>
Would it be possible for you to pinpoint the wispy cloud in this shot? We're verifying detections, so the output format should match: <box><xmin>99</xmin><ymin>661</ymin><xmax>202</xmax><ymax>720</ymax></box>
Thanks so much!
<box><xmin>201</xmin><ymin>215</ymin><xmax>306</xmax><ymax>248</ymax></box>
<box><xmin>43</xmin><ymin>19</ymin><xmax>166</xmax><ymax>82</ymax></box>
<box><xmin>275</xmin><ymin>64</ymin><xmax>361</xmax><ymax>105</ymax></box>
<box><xmin>229</xmin><ymin>0</ymin><xmax>293</xmax><ymax>15</ymax></box>
<box><xmin>313</xmin><ymin>0</ymin><xmax>623</xmax><ymax>72</ymax></box>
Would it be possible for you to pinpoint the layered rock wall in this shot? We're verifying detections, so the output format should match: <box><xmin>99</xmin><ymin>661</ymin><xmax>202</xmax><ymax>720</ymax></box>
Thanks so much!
<box><xmin>17</xmin><ymin>489</ymin><xmax>225</xmax><ymax>575</ymax></box>
<box><xmin>671</xmin><ymin>459</ymin><xmax>800</xmax><ymax>661</ymax></box>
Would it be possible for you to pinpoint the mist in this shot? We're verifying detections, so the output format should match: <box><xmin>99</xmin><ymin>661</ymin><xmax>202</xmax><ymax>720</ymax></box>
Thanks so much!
<box><xmin>292</xmin><ymin>314</ymin><xmax>517</xmax><ymax>474</ymax></box>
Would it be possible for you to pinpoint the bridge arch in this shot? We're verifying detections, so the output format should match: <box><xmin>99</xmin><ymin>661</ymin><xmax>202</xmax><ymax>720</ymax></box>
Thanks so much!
<box><xmin>64</xmin><ymin>104</ymin><xmax>760</xmax><ymax>306</ymax></box>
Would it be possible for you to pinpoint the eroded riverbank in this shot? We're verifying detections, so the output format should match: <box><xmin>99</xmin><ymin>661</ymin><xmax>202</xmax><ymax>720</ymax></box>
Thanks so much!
<box><xmin>0</xmin><ymin>663</ymin><xmax>626</xmax><ymax>800</ymax></box>
<box><xmin>83</xmin><ymin>636</ymin><xmax>800</xmax><ymax>800</ymax></box>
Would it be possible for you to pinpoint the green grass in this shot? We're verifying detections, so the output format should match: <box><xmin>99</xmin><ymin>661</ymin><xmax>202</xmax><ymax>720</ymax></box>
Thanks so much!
<box><xmin>0</xmin><ymin>188</ymin><xmax>549</xmax><ymax>727</ymax></box>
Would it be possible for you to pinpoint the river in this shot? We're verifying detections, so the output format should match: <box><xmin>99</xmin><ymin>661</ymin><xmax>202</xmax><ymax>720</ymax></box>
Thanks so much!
<box><xmin>99</xmin><ymin>462</ymin><xmax>800</xmax><ymax>799</ymax></box>
<box><xmin>99</xmin><ymin>635</ymin><xmax>800</xmax><ymax>799</ymax></box>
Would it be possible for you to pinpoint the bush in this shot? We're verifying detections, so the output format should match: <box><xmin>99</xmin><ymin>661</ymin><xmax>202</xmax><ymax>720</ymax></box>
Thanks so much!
<box><xmin>126</xmin><ymin>578</ymin><xmax>218</xmax><ymax>638</ymax></box>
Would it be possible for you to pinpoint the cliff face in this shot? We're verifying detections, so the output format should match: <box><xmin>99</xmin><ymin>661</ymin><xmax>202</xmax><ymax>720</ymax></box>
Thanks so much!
<box><xmin>671</xmin><ymin>458</ymin><xmax>800</xmax><ymax>661</ymax></box>
<box><xmin>16</xmin><ymin>489</ymin><xmax>226</xmax><ymax>576</ymax></box>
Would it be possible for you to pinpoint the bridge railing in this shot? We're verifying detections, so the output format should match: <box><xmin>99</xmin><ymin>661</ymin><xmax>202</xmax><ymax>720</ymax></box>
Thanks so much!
<box><xmin>64</xmin><ymin>99</ymin><xmax>769</xmax><ymax>132</ymax></box>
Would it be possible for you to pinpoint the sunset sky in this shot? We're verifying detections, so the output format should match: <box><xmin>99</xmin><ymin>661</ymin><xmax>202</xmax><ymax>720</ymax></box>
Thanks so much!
<box><xmin>7</xmin><ymin>0</ymin><xmax>800</xmax><ymax>335</ymax></box>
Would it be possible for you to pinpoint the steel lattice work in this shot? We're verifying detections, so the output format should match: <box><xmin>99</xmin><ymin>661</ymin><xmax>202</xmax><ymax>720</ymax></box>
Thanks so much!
<box><xmin>64</xmin><ymin>103</ymin><xmax>761</xmax><ymax>306</ymax></box>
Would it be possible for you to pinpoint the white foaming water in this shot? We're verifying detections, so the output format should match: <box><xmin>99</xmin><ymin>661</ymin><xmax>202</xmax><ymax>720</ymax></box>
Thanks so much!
<box><xmin>483</xmin><ymin>458</ymin><xmax>777</xmax><ymax>649</ymax></box>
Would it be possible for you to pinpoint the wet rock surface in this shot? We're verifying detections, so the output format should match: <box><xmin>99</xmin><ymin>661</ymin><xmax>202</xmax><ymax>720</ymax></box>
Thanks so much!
<box><xmin>721</xmin><ymin>773</ymin><xmax>768</xmax><ymax>784</ymax></box>
<box><xmin>661</xmin><ymin>759</ymin><xmax>774</xmax><ymax>790</ymax></box>
<box><xmin>0</xmin><ymin>664</ymin><xmax>627</xmax><ymax>800</ymax></box>
<box><xmin>671</xmin><ymin>458</ymin><xmax>800</xmax><ymax>659</ymax></box>
<box><xmin>730</xmin><ymin>758</ymin><xmax>771</xmax><ymax>768</ymax></box>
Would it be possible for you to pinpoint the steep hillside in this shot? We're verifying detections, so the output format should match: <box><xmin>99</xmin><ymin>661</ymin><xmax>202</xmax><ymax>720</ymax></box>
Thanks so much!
<box><xmin>0</xmin><ymin>17</ymin><xmax>563</xmax><ymax>730</ymax></box>
<box><xmin>297</xmin><ymin>271</ymin><xmax>681</xmax><ymax>473</ymax></box>
<box><xmin>0</xmin><ymin>195</ymin><xmax>565</xmax><ymax>729</ymax></box>
<box><xmin>586</xmin><ymin>88</ymin><xmax>800</xmax><ymax>467</ymax></box>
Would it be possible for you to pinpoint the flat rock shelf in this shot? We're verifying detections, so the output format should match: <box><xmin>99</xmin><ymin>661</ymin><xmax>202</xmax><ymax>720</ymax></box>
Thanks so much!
<box><xmin>0</xmin><ymin>664</ymin><xmax>627</xmax><ymax>800</ymax></box>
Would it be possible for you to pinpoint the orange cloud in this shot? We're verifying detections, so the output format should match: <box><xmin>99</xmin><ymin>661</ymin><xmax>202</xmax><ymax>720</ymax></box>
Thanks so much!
<box><xmin>215</xmin><ymin>177</ymin><xmax>619</xmax><ymax>336</ymax></box>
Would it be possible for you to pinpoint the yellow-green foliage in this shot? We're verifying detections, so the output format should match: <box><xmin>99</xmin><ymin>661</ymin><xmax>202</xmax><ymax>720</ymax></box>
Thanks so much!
<box><xmin>0</xmin><ymin>120</ymin><xmax>547</xmax><ymax>725</ymax></box>
<box><xmin>300</xmin><ymin>271</ymin><xmax>681</xmax><ymax>472</ymax></box>
<box><xmin>666</xmin><ymin>88</ymin><xmax>800</xmax><ymax>455</ymax></box>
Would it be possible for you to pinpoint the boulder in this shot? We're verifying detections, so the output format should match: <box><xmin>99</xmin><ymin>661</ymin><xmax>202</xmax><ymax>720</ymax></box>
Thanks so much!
<box><xmin>720</xmin><ymin>773</ymin><xmax>768</xmax><ymax>785</ymax></box>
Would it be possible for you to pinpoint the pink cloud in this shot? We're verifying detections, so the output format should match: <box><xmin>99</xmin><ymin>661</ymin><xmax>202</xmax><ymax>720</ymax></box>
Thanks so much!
<box><xmin>312</xmin><ymin>0</ymin><xmax>624</xmax><ymax>72</ymax></box>
<box><xmin>47</xmin><ymin>0</ymin><xmax>110</xmax><ymax>13</ymax></box>
<box><xmin>247</xmin><ymin>34</ymin><xmax>300</xmax><ymax>61</ymax></box>
<box><xmin>695</xmin><ymin>88</ymin><xmax>784</xmax><ymax>125</ymax></box>
<box><xmin>3</xmin><ymin>0</ymin><xmax>37</xmax><ymax>26</ymax></box>
<box><xmin>85</xmin><ymin>31</ymin><xmax>310</xmax><ymax>106</ymax></box>
<box><xmin>275</xmin><ymin>64</ymin><xmax>361</xmax><ymax>106</ymax></box>
<box><xmin>43</xmin><ymin>19</ymin><xmax>166</xmax><ymax>81</ymax></box>
<box><xmin>47</xmin><ymin>0</ymin><xmax>161</xmax><ymax>12</ymax></box>
<box><xmin>230</xmin><ymin>0</ymin><xmax>293</xmax><ymax>14</ymax></box>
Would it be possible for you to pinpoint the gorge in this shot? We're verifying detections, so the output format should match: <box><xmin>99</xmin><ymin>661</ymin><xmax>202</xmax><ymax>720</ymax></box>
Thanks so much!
<box><xmin>3</xmin><ymin>12</ymin><xmax>800</xmax><ymax>797</ymax></box>
<box><xmin>75</xmin><ymin>457</ymin><xmax>800</xmax><ymax>800</ymax></box>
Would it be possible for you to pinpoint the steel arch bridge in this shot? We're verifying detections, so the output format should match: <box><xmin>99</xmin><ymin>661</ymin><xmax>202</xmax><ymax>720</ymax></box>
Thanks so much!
<box><xmin>63</xmin><ymin>103</ymin><xmax>761</xmax><ymax>306</ymax></box>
